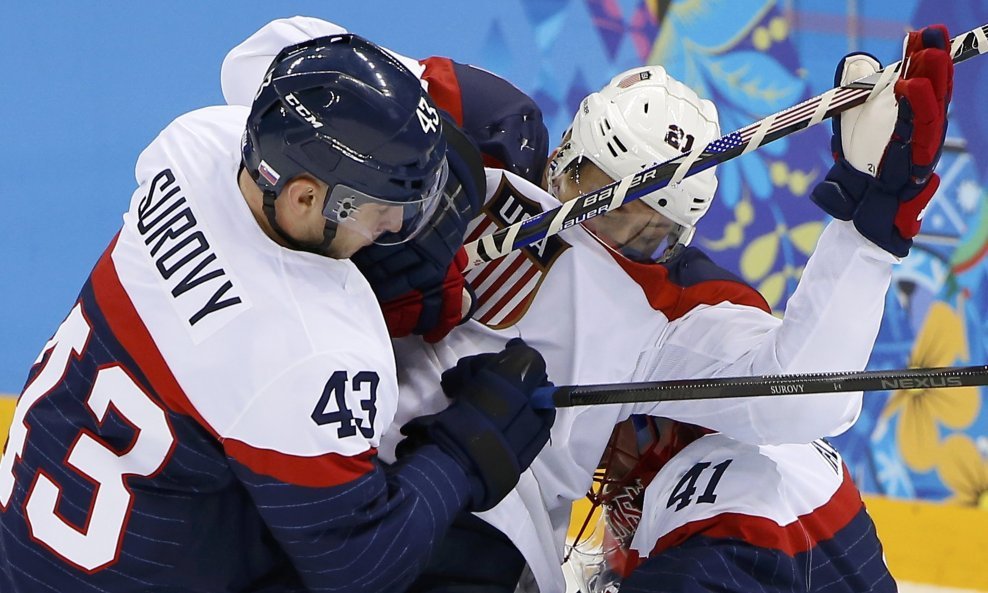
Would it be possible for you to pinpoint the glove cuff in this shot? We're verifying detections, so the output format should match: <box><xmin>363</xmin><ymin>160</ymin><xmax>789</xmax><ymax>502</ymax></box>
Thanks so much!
<box><xmin>810</xmin><ymin>159</ymin><xmax>871</xmax><ymax>221</ymax></box>
<box><xmin>425</xmin><ymin>402</ymin><xmax>521</xmax><ymax>511</ymax></box>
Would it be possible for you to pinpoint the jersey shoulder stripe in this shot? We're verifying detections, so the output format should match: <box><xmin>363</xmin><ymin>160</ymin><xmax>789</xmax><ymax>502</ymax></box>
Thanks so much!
<box><xmin>421</xmin><ymin>57</ymin><xmax>548</xmax><ymax>185</ymax></box>
<box><xmin>605</xmin><ymin>245</ymin><xmax>771</xmax><ymax>319</ymax></box>
<box><xmin>648</xmin><ymin>463</ymin><xmax>863</xmax><ymax>558</ymax></box>
<box><xmin>94</xmin><ymin>236</ymin><xmax>374</xmax><ymax>487</ymax></box>
<box><xmin>419</xmin><ymin>56</ymin><xmax>464</xmax><ymax>126</ymax></box>
<box><xmin>93</xmin><ymin>234</ymin><xmax>214</xmax><ymax>434</ymax></box>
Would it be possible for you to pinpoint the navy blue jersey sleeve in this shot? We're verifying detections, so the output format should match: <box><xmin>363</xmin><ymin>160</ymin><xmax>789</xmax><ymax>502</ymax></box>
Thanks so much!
<box><xmin>421</xmin><ymin>57</ymin><xmax>549</xmax><ymax>187</ymax></box>
<box><xmin>229</xmin><ymin>444</ymin><xmax>471</xmax><ymax>593</ymax></box>
<box><xmin>621</xmin><ymin>507</ymin><xmax>895</xmax><ymax>593</ymax></box>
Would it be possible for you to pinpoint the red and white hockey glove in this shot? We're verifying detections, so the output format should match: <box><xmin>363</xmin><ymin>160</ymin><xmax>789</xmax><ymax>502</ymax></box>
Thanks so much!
<box><xmin>811</xmin><ymin>25</ymin><xmax>954</xmax><ymax>257</ymax></box>
<box><xmin>352</xmin><ymin>118</ymin><xmax>484</xmax><ymax>343</ymax></box>
<box><xmin>377</xmin><ymin>248</ymin><xmax>476</xmax><ymax>343</ymax></box>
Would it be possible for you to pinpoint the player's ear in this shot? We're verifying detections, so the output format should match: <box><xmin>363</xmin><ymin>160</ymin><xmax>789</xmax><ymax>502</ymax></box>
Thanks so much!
<box><xmin>280</xmin><ymin>177</ymin><xmax>322</xmax><ymax>214</ymax></box>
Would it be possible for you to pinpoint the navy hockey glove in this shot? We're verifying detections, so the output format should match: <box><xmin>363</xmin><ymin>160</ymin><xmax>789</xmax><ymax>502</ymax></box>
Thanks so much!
<box><xmin>810</xmin><ymin>25</ymin><xmax>953</xmax><ymax>258</ymax></box>
<box><xmin>352</xmin><ymin>117</ymin><xmax>486</xmax><ymax>343</ymax></box>
<box><xmin>398</xmin><ymin>338</ymin><xmax>555</xmax><ymax>511</ymax></box>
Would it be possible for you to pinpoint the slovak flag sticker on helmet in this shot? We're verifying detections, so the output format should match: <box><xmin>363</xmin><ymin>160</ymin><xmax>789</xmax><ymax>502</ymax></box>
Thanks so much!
<box><xmin>258</xmin><ymin>160</ymin><xmax>281</xmax><ymax>186</ymax></box>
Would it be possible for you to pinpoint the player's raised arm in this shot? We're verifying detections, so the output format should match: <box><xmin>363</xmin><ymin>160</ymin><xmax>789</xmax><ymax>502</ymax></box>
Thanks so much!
<box><xmin>633</xmin><ymin>26</ymin><xmax>955</xmax><ymax>444</ymax></box>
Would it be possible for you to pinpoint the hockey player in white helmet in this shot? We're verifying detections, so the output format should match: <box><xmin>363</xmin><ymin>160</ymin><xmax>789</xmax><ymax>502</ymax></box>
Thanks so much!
<box><xmin>545</xmin><ymin>65</ymin><xmax>720</xmax><ymax>262</ymax></box>
<box><xmin>502</xmin><ymin>45</ymin><xmax>947</xmax><ymax>591</ymax></box>
<box><xmin>446</xmin><ymin>62</ymin><xmax>901</xmax><ymax>593</ymax></box>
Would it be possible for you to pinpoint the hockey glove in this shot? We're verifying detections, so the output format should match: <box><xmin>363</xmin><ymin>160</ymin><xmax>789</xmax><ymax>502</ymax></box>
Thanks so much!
<box><xmin>352</xmin><ymin>117</ymin><xmax>486</xmax><ymax>343</ymax></box>
<box><xmin>398</xmin><ymin>338</ymin><xmax>556</xmax><ymax>512</ymax></box>
<box><xmin>810</xmin><ymin>25</ymin><xmax>953</xmax><ymax>258</ymax></box>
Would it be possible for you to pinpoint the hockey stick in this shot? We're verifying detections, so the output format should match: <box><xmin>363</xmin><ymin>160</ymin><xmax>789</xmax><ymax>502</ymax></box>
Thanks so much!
<box><xmin>463</xmin><ymin>23</ymin><xmax>988</xmax><ymax>270</ymax></box>
<box><xmin>530</xmin><ymin>365</ymin><xmax>988</xmax><ymax>409</ymax></box>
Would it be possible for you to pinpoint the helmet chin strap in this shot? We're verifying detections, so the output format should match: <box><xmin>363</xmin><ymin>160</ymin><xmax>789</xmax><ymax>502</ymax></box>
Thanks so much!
<box><xmin>261</xmin><ymin>190</ymin><xmax>338</xmax><ymax>256</ymax></box>
<box><xmin>248</xmin><ymin>163</ymin><xmax>338</xmax><ymax>256</ymax></box>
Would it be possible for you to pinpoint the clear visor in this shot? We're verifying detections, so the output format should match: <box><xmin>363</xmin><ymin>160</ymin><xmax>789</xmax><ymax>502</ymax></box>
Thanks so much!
<box><xmin>550</xmin><ymin>148</ymin><xmax>690</xmax><ymax>263</ymax></box>
<box><xmin>323</xmin><ymin>158</ymin><xmax>449</xmax><ymax>246</ymax></box>
<box><xmin>582</xmin><ymin>192</ymin><xmax>688</xmax><ymax>264</ymax></box>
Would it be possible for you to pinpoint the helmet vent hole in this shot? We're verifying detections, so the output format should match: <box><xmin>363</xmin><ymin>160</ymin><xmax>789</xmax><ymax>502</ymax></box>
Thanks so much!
<box><xmin>658</xmin><ymin>198</ymin><xmax>668</xmax><ymax>207</ymax></box>
<box><xmin>607</xmin><ymin>143</ymin><xmax>619</xmax><ymax>158</ymax></box>
<box><xmin>612</xmin><ymin>135</ymin><xmax>627</xmax><ymax>153</ymax></box>
<box><xmin>644</xmin><ymin>102</ymin><xmax>649</xmax><ymax>113</ymax></box>
<box><xmin>603</xmin><ymin>119</ymin><xmax>612</xmax><ymax>131</ymax></box>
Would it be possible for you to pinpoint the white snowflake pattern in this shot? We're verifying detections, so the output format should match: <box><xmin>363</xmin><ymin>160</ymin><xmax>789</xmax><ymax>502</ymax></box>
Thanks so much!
<box><xmin>957</xmin><ymin>179</ymin><xmax>983</xmax><ymax>213</ymax></box>
<box><xmin>874</xmin><ymin>449</ymin><xmax>915</xmax><ymax>498</ymax></box>
<box><xmin>977</xmin><ymin>435</ymin><xmax>988</xmax><ymax>459</ymax></box>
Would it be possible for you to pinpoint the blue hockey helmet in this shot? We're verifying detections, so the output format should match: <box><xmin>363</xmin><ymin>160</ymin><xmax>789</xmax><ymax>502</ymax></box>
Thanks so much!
<box><xmin>243</xmin><ymin>34</ymin><xmax>449</xmax><ymax>248</ymax></box>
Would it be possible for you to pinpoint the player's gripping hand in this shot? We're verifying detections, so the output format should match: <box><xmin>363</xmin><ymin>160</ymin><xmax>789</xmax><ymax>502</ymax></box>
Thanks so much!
<box><xmin>352</xmin><ymin>120</ymin><xmax>485</xmax><ymax>343</ymax></box>
<box><xmin>810</xmin><ymin>25</ymin><xmax>953</xmax><ymax>257</ymax></box>
<box><xmin>354</xmin><ymin>237</ymin><xmax>476</xmax><ymax>344</ymax></box>
<box><xmin>398</xmin><ymin>338</ymin><xmax>556</xmax><ymax>511</ymax></box>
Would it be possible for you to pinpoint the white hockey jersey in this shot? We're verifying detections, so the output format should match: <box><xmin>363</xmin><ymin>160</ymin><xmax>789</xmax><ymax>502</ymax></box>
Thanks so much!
<box><xmin>389</xmin><ymin>169</ymin><xmax>896</xmax><ymax>592</ymax></box>
<box><xmin>116</xmin><ymin>105</ymin><xmax>398</xmax><ymax>467</ymax></box>
<box><xmin>571</xmin><ymin>432</ymin><xmax>894</xmax><ymax>593</ymax></box>
<box><xmin>0</xmin><ymin>105</ymin><xmax>479</xmax><ymax>593</ymax></box>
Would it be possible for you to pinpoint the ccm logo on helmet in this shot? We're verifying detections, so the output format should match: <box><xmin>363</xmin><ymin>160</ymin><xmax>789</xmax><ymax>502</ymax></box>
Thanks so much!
<box><xmin>285</xmin><ymin>93</ymin><xmax>324</xmax><ymax>129</ymax></box>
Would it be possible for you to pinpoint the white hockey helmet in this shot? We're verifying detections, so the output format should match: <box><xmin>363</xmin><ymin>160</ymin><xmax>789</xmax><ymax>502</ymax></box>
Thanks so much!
<box><xmin>549</xmin><ymin>66</ymin><xmax>720</xmax><ymax>246</ymax></box>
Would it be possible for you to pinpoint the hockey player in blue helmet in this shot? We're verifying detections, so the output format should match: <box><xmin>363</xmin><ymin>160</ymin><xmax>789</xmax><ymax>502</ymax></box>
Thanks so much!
<box><xmin>0</xmin><ymin>33</ymin><xmax>555</xmax><ymax>593</ymax></box>
<box><xmin>242</xmin><ymin>34</ymin><xmax>453</xmax><ymax>256</ymax></box>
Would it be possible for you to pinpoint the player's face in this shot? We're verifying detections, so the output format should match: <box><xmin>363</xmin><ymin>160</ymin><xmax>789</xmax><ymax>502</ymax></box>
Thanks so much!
<box><xmin>551</xmin><ymin>157</ymin><xmax>678</xmax><ymax>263</ymax></box>
<box><xmin>268</xmin><ymin>177</ymin><xmax>402</xmax><ymax>259</ymax></box>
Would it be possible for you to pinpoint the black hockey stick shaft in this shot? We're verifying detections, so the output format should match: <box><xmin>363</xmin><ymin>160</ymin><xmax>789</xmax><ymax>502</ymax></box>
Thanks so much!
<box><xmin>463</xmin><ymin>23</ymin><xmax>988</xmax><ymax>270</ymax></box>
<box><xmin>530</xmin><ymin>365</ymin><xmax>988</xmax><ymax>409</ymax></box>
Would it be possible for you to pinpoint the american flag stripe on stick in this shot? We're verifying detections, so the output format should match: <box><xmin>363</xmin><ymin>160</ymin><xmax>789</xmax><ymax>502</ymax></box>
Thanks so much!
<box><xmin>463</xmin><ymin>22</ymin><xmax>988</xmax><ymax>271</ymax></box>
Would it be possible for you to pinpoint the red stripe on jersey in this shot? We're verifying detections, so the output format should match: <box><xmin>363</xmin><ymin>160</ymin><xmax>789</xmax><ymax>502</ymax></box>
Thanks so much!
<box><xmin>91</xmin><ymin>235</ymin><xmax>218</xmax><ymax>438</ymax></box>
<box><xmin>482</xmin><ymin>154</ymin><xmax>507</xmax><ymax>171</ymax></box>
<box><xmin>419</xmin><ymin>57</ymin><xmax>464</xmax><ymax>126</ymax></box>
<box><xmin>224</xmin><ymin>439</ymin><xmax>376</xmax><ymax>488</ymax></box>
<box><xmin>475</xmin><ymin>252</ymin><xmax>526</xmax><ymax>304</ymax></box>
<box><xmin>606</xmin><ymin>249</ymin><xmax>771</xmax><ymax>319</ymax></box>
<box><xmin>478</xmin><ymin>263</ymin><xmax>539</xmax><ymax>324</ymax></box>
<box><xmin>466</xmin><ymin>218</ymin><xmax>497</xmax><ymax>244</ymax></box>
<box><xmin>468</xmin><ymin>248</ymin><xmax>516</xmax><ymax>291</ymax></box>
<box><xmin>649</xmin><ymin>464</ymin><xmax>864</xmax><ymax>558</ymax></box>
<box><xmin>498</xmin><ymin>280</ymin><xmax>540</xmax><ymax>327</ymax></box>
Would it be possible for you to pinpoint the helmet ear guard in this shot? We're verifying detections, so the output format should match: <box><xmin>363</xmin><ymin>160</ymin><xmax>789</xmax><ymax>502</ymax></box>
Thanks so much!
<box><xmin>550</xmin><ymin>66</ymin><xmax>721</xmax><ymax>247</ymax></box>
<box><xmin>243</xmin><ymin>34</ymin><xmax>450</xmax><ymax>251</ymax></box>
